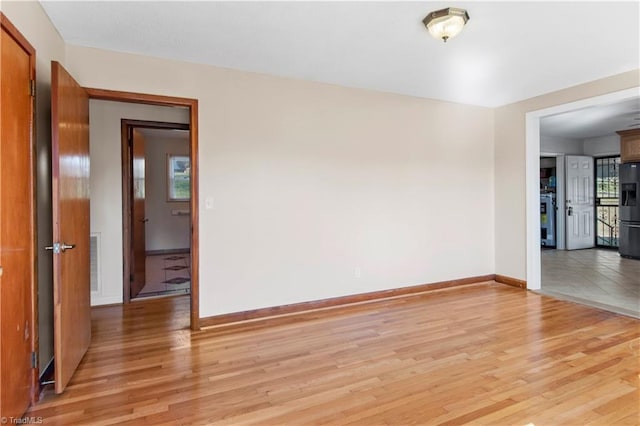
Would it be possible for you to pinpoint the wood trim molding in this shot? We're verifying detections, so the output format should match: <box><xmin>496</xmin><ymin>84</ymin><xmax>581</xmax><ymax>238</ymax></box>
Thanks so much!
<box><xmin>120</xmin><ymin>122</ymin><xmax>131</xmax><ymax>303</ymax></box>
<box><xmin>495</xmin><ymin>274</ymin><xmax>527</xmax><ymax>289</ymax></box>
<box><xmin>200</xmin><ymin>274</ymin><xmax>495</xmax><ymax>329</ymax></box>
<box><xmin>85</xmin><ymin>88</ymin><xmax>196</xmax><ymax>107</ymax></box>
<box><xmin>122</xmin><ymin>120</ymin><xmax>189</xmax><ymax>131</ymax></box>
<box><xmin>1</xmin><ymin>11</ymin><xmax>39</xmax><ymax>404</ymax></box>
<box><xmin>86</xmin><ymin>88</ymin><xmax>200</xmax><ymax>330</ymax></box>
<box><xmin>0</xmin><ymin>13</ymin><xmax>36</xmax><ymax>55</ymax></box>
<box><xmin>188</xmin><ymin>102</ymin><xmax>200</xmax><ymax>331</ymax></box>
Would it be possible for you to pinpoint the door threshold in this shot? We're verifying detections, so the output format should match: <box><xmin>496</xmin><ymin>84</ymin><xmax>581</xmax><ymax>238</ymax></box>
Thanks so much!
<box><xmin>535</xmin><ymin>289</ymin><xmax>639</xmax><ymax>319</ymax></box>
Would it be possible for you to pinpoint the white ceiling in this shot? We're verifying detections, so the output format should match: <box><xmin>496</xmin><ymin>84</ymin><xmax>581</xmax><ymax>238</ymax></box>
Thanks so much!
<box><xmin>39</xmin><ymin>1</ymin><xmax>639</xmax><ymax>108</ymax></box>
<box><xmin>540</xmin><ymin>97</ymin><xmax>640</xmax><ymax>140</ymax></box>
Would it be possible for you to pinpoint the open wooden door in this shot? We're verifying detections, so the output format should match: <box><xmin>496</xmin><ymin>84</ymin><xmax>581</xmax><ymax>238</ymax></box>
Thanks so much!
<box><xmin>0</xmin><ymin>14</ymin><xmax>37</xmax><ymax>418</ymax></box>
<box><xmin>50</xmin><ymin>61</ymin><xmax>91</xmax><ymax>394</ymax></box>
<box><xmin>131</xmin><ymin>129</ymin><xmax>147</xmax><ymax>298</ymax></box>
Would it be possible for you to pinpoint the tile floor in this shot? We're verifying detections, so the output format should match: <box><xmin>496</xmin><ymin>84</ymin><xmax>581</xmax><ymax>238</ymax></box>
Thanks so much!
<box><xmin>540</xmin><ymin>248</ymin><xmax>640</xmax><ymax>318</ymax></box>
<box><xmin>135</xmin><ymin>253</ymin><xmax>191</xmax><ymax>299</ymax></box>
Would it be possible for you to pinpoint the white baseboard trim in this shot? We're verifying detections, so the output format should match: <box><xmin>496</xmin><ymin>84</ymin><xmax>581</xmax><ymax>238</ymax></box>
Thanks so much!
<box><xmin>91</xmin><ymin>295</ymin><xmax>123</xmax><ymax>307</ymax></box>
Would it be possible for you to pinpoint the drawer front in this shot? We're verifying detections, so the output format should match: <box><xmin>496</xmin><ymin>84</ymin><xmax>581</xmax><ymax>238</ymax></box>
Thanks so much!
<box><xmin>619</xmin><ymin>222</ymin><xmax>640</xmax><ymax>259</ymax></box>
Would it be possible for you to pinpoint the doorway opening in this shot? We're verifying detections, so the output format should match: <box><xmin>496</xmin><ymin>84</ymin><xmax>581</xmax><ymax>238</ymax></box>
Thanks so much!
<box><xmin>526</xmin><ymin>87</ymin><xmax>639</xmax><ymax>318</ymax></box>
<box><xmin>540</xmin><ymin>156</ymin><xmax>558</xmax><ymax>249</ymax></box>
<box><xmin>121</xmin><ymin>120</ymin><xmax>192</xmax><ymax>300</ymax></box>
<box><xmin>87</xmin><ymin>89</ymin><xmax>200</xmax><ymax>330</ymax></box>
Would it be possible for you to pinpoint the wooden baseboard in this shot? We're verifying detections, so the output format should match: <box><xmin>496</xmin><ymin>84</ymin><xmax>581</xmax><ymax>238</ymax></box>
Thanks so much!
<box><xmin>200</xmin><ymin>274</ymin><xmax>495</xmax><ymax>329</ymax></box>
<box><xmin>495</xmin><ymin>274</ymin><xmax>527</xmax><ymax>289</ymax></box>
<box><xmin>91</xmin><ymin>302</ymin><xmax>125</xmax><ymax>309</ymax></box>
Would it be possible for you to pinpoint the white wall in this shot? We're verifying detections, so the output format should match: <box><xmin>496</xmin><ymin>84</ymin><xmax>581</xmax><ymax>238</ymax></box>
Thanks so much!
<box><xmin>89</xmin><ymin>100</ymin><xmax>189</xmax><ymax>305</ymax></box>
<box><xmin>1</xmin><ymin>1</ymin><xmax>65</xmax><ymax>371</ymax></box>
<box><xmin>583</xmin><ymin>134</ymin><xmax>620</xmax><ymax>157</ymax></box>
<box><xmin>144</xmin><ymin>133</ymin><xmax>191</xmax><ymax>252</ymax></box>
<box><xmin>67</xmin><ymin>46</ymin><xmax>495</xmax><ymax>318</ymax></box>
<box><xmin>540</xmin><ymin>135</ymin><xmax>583</xmax><ymax>155</ymax></box>
<box><xmin>540</xmin><ymin>133</ymin><xmax>621</xmax><ymax>158</ymax></box>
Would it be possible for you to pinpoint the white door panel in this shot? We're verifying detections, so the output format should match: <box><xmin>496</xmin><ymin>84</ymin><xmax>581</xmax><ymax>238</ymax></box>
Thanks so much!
<box><xmin>565</xmin><ymin>155</ymin><xmax>595</xmax><ymax>250</ymax></box>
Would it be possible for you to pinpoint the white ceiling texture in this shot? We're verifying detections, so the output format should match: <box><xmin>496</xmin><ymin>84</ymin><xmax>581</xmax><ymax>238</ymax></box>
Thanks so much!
<box><xmin>540</xmin><ymin>97</ymin><xmax>640</xmax><ymax>139</ymax></box>
<box><xmin>40</xmin><ymin>1</ymin><xmax>639</xmax><ymax>139</ymax></box>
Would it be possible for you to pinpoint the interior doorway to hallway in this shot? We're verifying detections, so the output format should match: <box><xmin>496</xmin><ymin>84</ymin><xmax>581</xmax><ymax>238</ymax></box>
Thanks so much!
<box><xmin>121</xmin><ymin>121</ymin><xmax>192</xmax><ymax>300</ymax></box>
<box><xmin>86</xmin><ymin>90</ymin><xmax>199</xmax><ymax>330</ymax></box>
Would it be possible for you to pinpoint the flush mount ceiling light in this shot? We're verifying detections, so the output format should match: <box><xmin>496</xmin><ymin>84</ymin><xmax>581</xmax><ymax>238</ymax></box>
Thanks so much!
<box><xmin>423</xmin><ymin>7</ymin><xmax>470</xmax><ymax>43</ymax></box>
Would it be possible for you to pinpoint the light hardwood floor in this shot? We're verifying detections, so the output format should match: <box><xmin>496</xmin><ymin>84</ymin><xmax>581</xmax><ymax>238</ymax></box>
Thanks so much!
<box><xmin>30</xmin><ymin>282</ymin><xmax>639</xmax><ymax>425</ymax></box>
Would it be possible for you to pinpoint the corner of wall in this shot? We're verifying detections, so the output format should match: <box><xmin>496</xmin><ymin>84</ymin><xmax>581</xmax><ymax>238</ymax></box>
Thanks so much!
<box><xmin>492</xmin><ymin>108</ymin><xmax>498</xmax><ymax>277</ymax></box>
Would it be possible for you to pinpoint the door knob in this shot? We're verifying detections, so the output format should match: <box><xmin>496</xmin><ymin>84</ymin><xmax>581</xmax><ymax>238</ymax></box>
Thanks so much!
<box><xmin>141</xmin><ymin>218</ymin><xmax>149</xmax><ymax>223</ymax></box>
<box><xmin>567</xmin><ymin>206</ymin><xmax>573</xmax><ymax>216</ymax></box>
<box><xmin>45</xmin><ymin>242</ymin><xmax>76</xmax><ymax>254</ymax></box>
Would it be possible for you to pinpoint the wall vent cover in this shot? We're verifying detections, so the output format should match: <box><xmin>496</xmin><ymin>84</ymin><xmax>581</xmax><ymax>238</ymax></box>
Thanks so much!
<box><xmin>90</xmin><ymin>233</ymin><xmax>100</xmax><ymax>293</ymax></box>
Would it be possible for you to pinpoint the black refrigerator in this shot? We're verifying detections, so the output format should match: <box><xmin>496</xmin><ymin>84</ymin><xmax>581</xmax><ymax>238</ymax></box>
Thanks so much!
<box><xmin>620</xmin><ymin>162</ymin><xmax>640</xmax><ymax>259</ymax></box>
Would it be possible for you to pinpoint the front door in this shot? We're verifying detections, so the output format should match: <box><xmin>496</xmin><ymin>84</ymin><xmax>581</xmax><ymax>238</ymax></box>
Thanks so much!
<box><xmin>565</xmin><ymin>155</ymin><xmax>595</xmax><ymax>250</ymax></box>
<box><xmin>0</xmin><ymin>14</ymin><xmax>36</xmax><ymax>417</ymax></box>
<box><xmin>50</xmin><ymin>61</ymin><xmax>91</xmax><ymax>394</ymax></box>
<box><xmin>131</xmin><ymin>129</ymin><xmax>146</xmax><ymax>298</ymax></box>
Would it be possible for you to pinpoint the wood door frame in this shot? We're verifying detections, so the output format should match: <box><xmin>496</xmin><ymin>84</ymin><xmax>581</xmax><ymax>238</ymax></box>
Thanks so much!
<box><xmin>0</xmin><ymin>12</ymin><xmax>39</xmax><ymax>404</ymax></box>
<box><xmin>86</xmin><ymin>88</ymin><xmax>200</xmax><ymax>330</ymax></box>
<box><xmin>121</xmin><ymin>120</ymin><xmax>190</xmax><ymax>302</ymax></box>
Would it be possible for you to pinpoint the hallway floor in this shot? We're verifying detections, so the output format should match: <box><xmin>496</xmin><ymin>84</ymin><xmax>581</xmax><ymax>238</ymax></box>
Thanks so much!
<box><xmin>135</xmin><ymin>253</ymin><xmax>191</xmax><ymax>299</ymax></box>
<box><xmin>540</xmin><ymin>248</ymin><xmax>640</xmax><ymax>318</ymax></box>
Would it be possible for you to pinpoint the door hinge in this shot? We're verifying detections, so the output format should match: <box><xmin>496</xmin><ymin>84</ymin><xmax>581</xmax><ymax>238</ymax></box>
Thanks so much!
<box><xmin>31</xmin><ymin>351</ymin><xmax>38</xmax><ymax>369</ymax></box>
<box><xmin>30</xmin><ymin>79</ymin><xmax>36</xmax><ymax>97</ymax></box>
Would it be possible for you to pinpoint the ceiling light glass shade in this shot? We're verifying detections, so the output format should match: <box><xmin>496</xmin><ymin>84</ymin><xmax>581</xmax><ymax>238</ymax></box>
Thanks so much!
<box><xmin>423</xmin><ymin>7</ymin><xmax>470</xmax><ymax>42</ymax></box>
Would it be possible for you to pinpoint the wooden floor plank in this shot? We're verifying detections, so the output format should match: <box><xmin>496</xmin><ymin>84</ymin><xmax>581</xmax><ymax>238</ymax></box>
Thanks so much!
<box><xmin>29</xmin><ymin>282</ymin><xmax>640</xmax><ymax>425</ymax></box>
